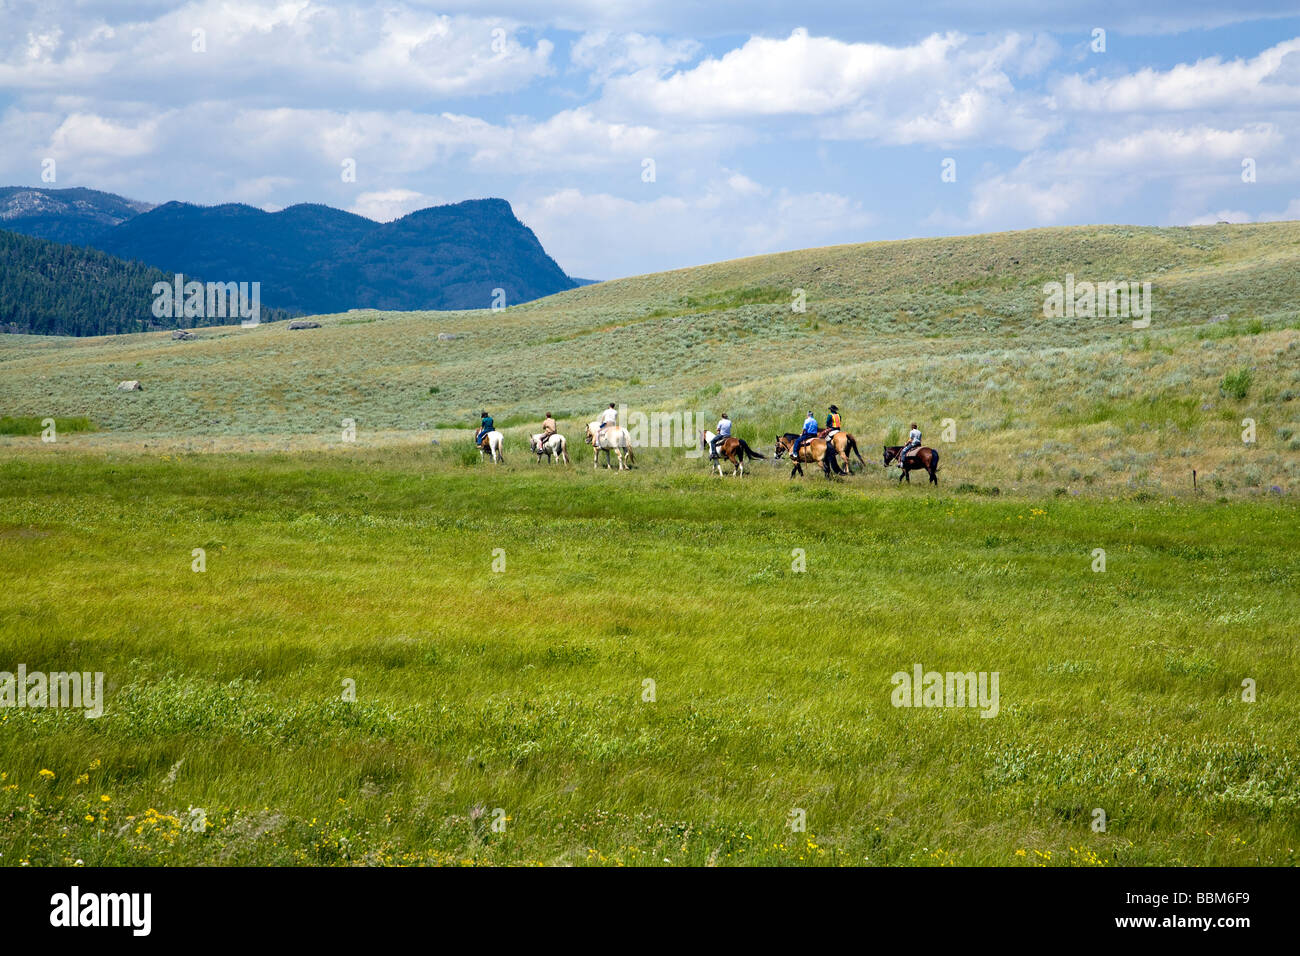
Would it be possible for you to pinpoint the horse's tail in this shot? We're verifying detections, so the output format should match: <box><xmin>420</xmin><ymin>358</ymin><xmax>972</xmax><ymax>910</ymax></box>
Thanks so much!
<box><xmin>739</xmin><ymin>438</ymin><xmax>765</xmax><ymax>460</ymax></box>
<box><xmin>850</xmin><ymin>436</ymin><xmax>866</xmax><ymax>465</ymax></box>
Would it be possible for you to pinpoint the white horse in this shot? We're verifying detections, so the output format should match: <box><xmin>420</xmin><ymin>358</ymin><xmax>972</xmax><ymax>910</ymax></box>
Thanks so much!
<box><xmin>584</xmin><ymin>421</ymin><xmax>635</xmax><ymax>470</ymax></box>
<box><xmin>530</xmin><ymin>432</ymin><xmax>569</xmax><ymax>464</ymax></box>
<box><xmin>478</xmin><ymin>430</ymin><xmax>505</xmax><ymax>464</ymax></box>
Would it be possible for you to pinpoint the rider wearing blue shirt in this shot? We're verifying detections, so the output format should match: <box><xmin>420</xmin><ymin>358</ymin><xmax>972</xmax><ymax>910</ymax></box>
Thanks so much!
<box><xmin>475</xmin><ymin>411</ymin><xmax>493</xmax><ymax>446</ymax></box>
<box><xmin>791</xmin><ymin>410</ymin><xmax>818</xmax><ymax>458</ymax></box>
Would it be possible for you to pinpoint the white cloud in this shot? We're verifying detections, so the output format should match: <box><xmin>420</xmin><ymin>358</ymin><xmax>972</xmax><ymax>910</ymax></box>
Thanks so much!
<box><xmin>518</xmin><ymin>175</ymin><xmax>873</xmax><ymax>278</ymax></box>
<box><xmin>48</xmin><ymin>111</ymin><xmax>158</xmax><ymax>157</ymax></box>
<box><xmin>349</xmin><ymin>189</ymin><xmax>441</xmax><ymax>221</ymax></box>
<box><xmin>599</xmin><ymin>28</ymin><xmax>1059</xmax><ymax>148</ymax></box>
<box><xmin>0</xmin><ymin>2</ymin><xmax>555</xmax><ymax>102</ymax></box>
<box><xmin>1</xmin><ymin>2</ymin><xmax>1298</xmax><ymax>280</ymax></box>
<box><xmin>1054</xmin><ymin>37</ymin><xmax>1300</xmax><ymax>112</ymax></box>
<box><xmin>569</xmin><ymin>31</ymin><xmax>699</xmax><ymax>82</ymax></box>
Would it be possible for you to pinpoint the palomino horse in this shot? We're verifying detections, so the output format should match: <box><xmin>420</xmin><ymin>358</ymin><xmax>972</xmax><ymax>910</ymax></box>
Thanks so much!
<box><xmin>530</xmin><ymin>432</ymin><xmax>569</xmax><ymax>464</ymax></box>
<box><xmin>883</xmin><ymin>445</ymin><xmax>939</xmax><ymax>484</ymax></box>
<box><xmin>701</xmin><ymin>430</ymin><xmax>765</xmax><ymax>477</ymax></box>
<box><xmin>478</xmin><ymin>430</ymin><xmax>505</xmax><ymax>464</ymax></box>
<box><xmin>774</xmin><ymin>433</ymin><xmax>843</xmax><ymax>478</ymax></box>
<box><xmin>818</xmin><ymin>428</ymin><xmax>867</xmax><ymax>474</ymax></box>
<box><xmin>584</xmin><ymin>421</ymin><xmax>635</xmax><ymax>470</ymax></box>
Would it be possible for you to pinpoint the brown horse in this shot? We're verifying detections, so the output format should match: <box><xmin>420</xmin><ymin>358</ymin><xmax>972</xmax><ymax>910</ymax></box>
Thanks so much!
<box><xmin>775</xmin><ymin>433</ymin><xmax>843</xmax><ymax>478</ymax></box>
<box><xmin>818</xmin><ymin>428</ymin><xmax>867</xmax><ymax>473</ymax></box>
<box><xmin>883</xmin><ymin>445</ymin><xmax>939</xmax><ymax>484</ymax></box>
<box><xmin>701</xmin><ymin>431</ymin><xmax>765</xmax><ymax>476</ymax></box>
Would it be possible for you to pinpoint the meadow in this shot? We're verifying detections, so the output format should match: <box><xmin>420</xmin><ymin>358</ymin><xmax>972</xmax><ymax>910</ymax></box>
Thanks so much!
<box><xmin>0</xmin><ymin>446</ymin><xmax>1296</xmax><ymax>866</ymax></box>
<box><xmin>0</xmin><ymin>222</ymin><xmax>1297</xmax><ymax>866</ymax></box>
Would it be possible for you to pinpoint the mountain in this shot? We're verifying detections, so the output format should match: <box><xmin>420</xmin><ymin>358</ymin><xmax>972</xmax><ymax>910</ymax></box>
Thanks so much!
<box><xmin>93</xmin><ymin>201</ymin><xmax>375</xmax><ymax>315</ymax></box>
<box><xmin>0</xmin><ymin>229</ymin><xmax>293</xmax><ymax>336</ymax></box>
<box><xmin>0</xmin><ymin>186</ymin><xmax>153</xmax><ymax>246</ymax></box>
<box><xmin>315</xmin><ymin>199</ymin><xmax>576</xmax><ymax>311</ymax></box>
<box><xmin>91</xmin><ymin>197</ymin><xmax>576</xmax><ymax>313</ymax></box>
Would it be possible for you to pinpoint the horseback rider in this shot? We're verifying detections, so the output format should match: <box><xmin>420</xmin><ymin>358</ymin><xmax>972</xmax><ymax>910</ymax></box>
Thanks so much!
<box><xmin>475</xmin><ymin>410</ymin><xmax>494</xmax><ymax>447</ymax></box>
<box><xmin>824</xmin><ymin>404</ymin><xmax>842</xmax><ymax>436</ymax></box>
<box><xmin>709</xmin><ymin>413</ymin><xmax>732</xmax><ymax>459</ymax></box>
<box><xmin>598</xmin><ymin>402</ymin><xmax>618</xmax><ymax>431</ymax></box>
<box><xmin>791</xmin><ymin>410</ymin><xmax>818</xmax><ymax>458</ymax></box>
<box><xmin>539</xmin><ymin>412</ymin><xmax>557</xmax><ymax>449</ymax></box>
<box><xmin>899</xmin><ymin>422</ymin><xmax>922</xmax><ymax>466</ymax></box>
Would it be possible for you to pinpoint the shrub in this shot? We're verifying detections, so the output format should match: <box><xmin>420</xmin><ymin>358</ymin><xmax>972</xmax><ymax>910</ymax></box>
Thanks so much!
<box><xmin>1220</xmin><ymin>367</ymin><xmax>1252</xmax><ymax>400</ymax></box>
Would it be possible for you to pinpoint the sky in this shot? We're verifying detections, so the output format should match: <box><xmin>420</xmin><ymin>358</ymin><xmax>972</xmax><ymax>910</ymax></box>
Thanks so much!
<box><xmin>2</xmin><ymin>1</ymin><xmax>1299</xmax><ymax>280</ymax></box>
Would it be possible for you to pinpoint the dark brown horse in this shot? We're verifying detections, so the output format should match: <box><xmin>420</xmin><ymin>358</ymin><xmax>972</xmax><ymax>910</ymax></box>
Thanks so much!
<box><xmin>883</xmin><ymin>445</ymin><xmax>939</xmax><ymax>484</ymax></box>
<box><xmin>775</xmin><ymin>433</ymin><xmax>843</xmax><ymax>478</ymax></box>
<box><xmin>701</xmin><ymin>431</ymin><xmax>765</xmax><ymax>476</ymax></box>
<box><xmin>818</xmin><ymin>428</ymin><xmax>867</xmax><ymax>474</ymax></box>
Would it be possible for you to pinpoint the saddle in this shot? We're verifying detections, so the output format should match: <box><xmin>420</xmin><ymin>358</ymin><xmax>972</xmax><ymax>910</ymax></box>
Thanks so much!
<box><xmin>818</xmin><ymin>428</ymin><xmax>840</xmax><ymax>440</ymax></box>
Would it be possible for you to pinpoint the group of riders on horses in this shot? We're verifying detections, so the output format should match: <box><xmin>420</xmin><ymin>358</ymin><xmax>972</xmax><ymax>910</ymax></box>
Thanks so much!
<box><xmin>473</xmin><ymin>403</ymin><xmax>937</xmax><ymax>483</ymax></box>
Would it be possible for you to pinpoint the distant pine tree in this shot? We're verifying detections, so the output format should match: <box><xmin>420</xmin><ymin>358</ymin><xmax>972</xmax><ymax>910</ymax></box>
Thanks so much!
<box><xmin>0</xmin><ymin>229</ymin><xmax>294</xmax><ymax>336</ymax></box>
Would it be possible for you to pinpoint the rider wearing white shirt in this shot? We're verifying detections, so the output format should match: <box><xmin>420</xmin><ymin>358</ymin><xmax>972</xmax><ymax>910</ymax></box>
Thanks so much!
<box><xmin>709</xmin><ymin>414</ymin><xmax>732</xmax><ymax>459</ymax></box>
<box><xmin>900</xmin><ymin>422</ymin><xmax>922</xmax><ymax>465</ymax></box>
<box><xmin>599</xmin><ymin>403</ymin><xmax>618</xmax><ymax>429</ymax></box>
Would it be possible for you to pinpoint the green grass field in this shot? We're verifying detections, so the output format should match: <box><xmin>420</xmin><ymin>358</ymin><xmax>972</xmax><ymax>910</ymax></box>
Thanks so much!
<box><xmin>0</xmin><ymin>447</ymin><xmax>1296</xmax><ymax>866</ymax></box>
<box><xmin>1</xmin><ymin>222</ymin><xmax>1297</xmax><ymax>866</ymax></box>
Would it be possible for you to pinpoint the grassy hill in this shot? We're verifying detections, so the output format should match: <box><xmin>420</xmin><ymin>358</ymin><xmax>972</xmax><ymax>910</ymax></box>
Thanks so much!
<box><xmin>3</xmin><ymin>221</ymin><xmax>1298</xmax><ymax>497</ymax></box>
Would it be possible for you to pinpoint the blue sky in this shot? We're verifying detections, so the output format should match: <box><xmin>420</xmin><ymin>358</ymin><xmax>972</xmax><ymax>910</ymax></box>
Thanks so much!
<box><xmin>2</xmin><ymin>1</ymin><xmax>1298</xmax><ymax>279</ymax></box>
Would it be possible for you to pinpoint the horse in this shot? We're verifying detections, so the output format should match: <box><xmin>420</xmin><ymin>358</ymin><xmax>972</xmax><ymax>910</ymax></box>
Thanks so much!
<box><xmin>584</xmin><ymin>421</ymin><xmax>635</xmax><ymax>470</ymax></box>
<box><xmin>818</xmin><ymin>428</ymin><xmax>867</xmax><ymax>474</ymax></box>
<box><xmin>701</xmin><ymin>430</ymin><xmax>765</xmax><ymax>477</ymax></box>
<box><xmin>883</xmin><ymin>445</ymin><xmax>939</xmax><ymax>484</ymax></box>
<box><xmin>478</xmin><ymin>430</ymin><xmax>505</xmax><ymax>464</ymax></box>
<box><xmin>530</xmin><ymin>432</ymin><xmax>569</xmax><ymax>464</ymax></box>
<box><xmin>774</xmin><ymin>433</ymin><xmax>843</xmax><ymax>478</ymax></box>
